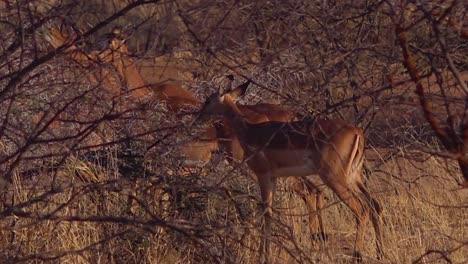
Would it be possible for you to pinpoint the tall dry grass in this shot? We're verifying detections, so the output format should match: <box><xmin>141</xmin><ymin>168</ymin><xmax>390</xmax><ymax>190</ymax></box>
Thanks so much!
<box><xmin>0</xmin><ymin>147</ymin><xmax>466</xmax><ymax>263</ymax></box>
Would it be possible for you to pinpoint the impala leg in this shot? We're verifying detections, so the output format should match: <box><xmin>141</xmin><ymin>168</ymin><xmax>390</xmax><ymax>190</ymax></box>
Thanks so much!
<box><xmin>303</xmin><ymin>179</ymin><xmax>327</xmax><ymax>241</ymax></box>
<box><xmin>257</xmin><ymin>172</ymin><xmax>276</xmax><ymax>264</ymax></box>
<box><xmin>287</xmin><ymin>177</ymin><xmax>326</xmax><ymax>241</ymax></box>
<box><xmin>358</xmin><ymin>183</ymin><xmax>384</xmax><ymax>260</ymax></box>
<box><xmin>353</xmin><ymin>199</ymin><xmax>369</xmax><ymax>264</ymax></box>
<box><xmin>372</xmin><ymin>207</ymin><xmax>384</xmax><ymax>260</ymax></box>
<box><xmin>352</xmin><ymin>158</ymin><xmax>384</xmax><ymax>259</ymax></box>
<box><xmin>321</xmin><ymin>176</ymin><xmax>370</xmax><ymax>263</ymax></box>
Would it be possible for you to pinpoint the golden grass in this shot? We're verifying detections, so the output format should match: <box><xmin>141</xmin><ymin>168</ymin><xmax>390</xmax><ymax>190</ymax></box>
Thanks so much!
<box><xmin>0</xmin><ymin>148</ymin><xmax>466</xmax><ymax>263</ymax></box>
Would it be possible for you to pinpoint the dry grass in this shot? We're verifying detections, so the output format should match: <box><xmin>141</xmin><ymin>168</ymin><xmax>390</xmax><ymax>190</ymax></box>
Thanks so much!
<box><xmin>0</xmin><ymin>148</ymin><xmax>466</xmax><ymax>264</ymax></box>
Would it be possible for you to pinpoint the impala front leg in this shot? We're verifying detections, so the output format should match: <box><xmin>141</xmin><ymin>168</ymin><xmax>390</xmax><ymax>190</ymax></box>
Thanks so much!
<box><xmin>286</xmin><ymin>177</ymin><xmax>327</xmax><ymax>242</ymax></box>
<box><xmin>257</xmin><ymin>171</ymin><xmax>276</xmax><ymax>264</ymax></box>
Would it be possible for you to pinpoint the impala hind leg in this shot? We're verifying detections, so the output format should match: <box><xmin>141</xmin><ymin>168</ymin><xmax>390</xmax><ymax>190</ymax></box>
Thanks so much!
<box><xmin>304</xmin><ymin>179</ymin><xmax>327</xmax><ymax>241</ymax></box>
<box><xmin>324</xmin><ymin>180</ymin><xmax>370</xmax><ymax>263</ymax></box>
<box><xmin>358</xmin><ymin>183</ymin><xmax>384</xmax><ymax>260</ymax></box>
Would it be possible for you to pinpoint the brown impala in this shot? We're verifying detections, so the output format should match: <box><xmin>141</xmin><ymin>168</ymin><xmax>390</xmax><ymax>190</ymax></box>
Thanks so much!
<box><xmin>194</xmin><ymin>81</ymin><xmax>384</xmax><ymax>263</ymax></box>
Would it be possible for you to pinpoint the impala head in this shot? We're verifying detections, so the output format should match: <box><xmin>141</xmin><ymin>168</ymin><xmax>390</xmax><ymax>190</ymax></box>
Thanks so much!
<box><xmin>193</xmin><ymin>80</ymin><xmax>251</xmax><ymax>126</ymax></box>
<box><xmin>105</xmin><ymin>26</ymin><xmax>126</xmax><ymax>50</ymax></box>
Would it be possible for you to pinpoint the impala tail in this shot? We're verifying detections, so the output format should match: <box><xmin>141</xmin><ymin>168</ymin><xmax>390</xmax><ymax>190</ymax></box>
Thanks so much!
<box><xmin>348</xmin><ymin>133</ymin><xmax>365</xmax><ymax>184</ymax></box>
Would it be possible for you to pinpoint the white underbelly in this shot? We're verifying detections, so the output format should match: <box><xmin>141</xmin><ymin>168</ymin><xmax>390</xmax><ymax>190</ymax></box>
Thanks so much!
<box><xmin>264</xmin><ymin>149</ymin><xmax>320</xmax><ymax>178</ymax></box>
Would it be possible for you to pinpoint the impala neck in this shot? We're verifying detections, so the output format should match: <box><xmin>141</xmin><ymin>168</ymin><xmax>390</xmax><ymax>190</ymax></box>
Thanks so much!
<box><xmin>109</xmin><ymin>42</ymin><xmax>150</xmax><ymax>93</ymax></box>
<box><xmin>222</xmin><ymin>94</ymin><xmax>250</xmax><ymax>140</ymax></box>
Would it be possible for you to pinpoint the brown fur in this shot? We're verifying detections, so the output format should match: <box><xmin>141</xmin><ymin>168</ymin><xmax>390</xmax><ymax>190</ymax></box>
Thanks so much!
<box><xmin>197</xmin><ymin>84</ymin><xmax>384</xmax><ymax>263</ymax></box>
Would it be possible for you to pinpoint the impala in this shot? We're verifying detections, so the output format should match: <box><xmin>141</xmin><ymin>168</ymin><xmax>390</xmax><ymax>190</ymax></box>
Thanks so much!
<box><xmin>194</xmin><ymin>82</ymin><xmax>384</xmax><ymax>263</ymax></box>
<box><xmin>44</xmin><ymin>26</ymin><xmax>200</xmax><ymax>110</ymax></box>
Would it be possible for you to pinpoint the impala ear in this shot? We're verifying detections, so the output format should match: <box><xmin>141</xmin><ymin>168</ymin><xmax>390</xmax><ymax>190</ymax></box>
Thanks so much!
<box><xmin>217</xmin><ymin>85</ymin><xmax>224</xmax><ymax>96</ymax></box>
<box><xmin>228</xmin><ymin>80</ymin><xmax>251</xmax><ymax>99</ymax></box>
<box><xmin>225</xmin><ymin>74</ymin><xmax>235</xmax><ymax>90</ymax></box>
<box><xmin>225</xmin><ymin>74</ymin><xmax>234</xmax><ymax>81</ymax></box>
